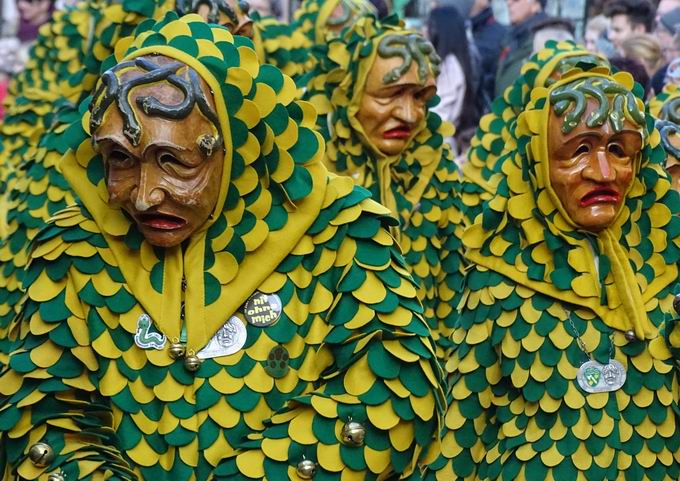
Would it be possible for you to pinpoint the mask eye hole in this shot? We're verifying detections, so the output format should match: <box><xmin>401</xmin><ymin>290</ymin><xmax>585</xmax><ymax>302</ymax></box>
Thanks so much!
<box><xmin>608</xmin><ymin>143</ymin><xmax>626</xmax><ymax>158</ymax></box>
<box><xmin>159</xmin><ymin>152</ymin><xmax>181</xmax><ymax>166</ymax></box>
<box><xmin>574</xmin><ymin>144</ymin><xmax>589</xmax><ymax>156</ymax></box>
<box><xmin>107</xmin><ymin>149</ymin><xmax>134</xmax><ymax>167</ymax></box>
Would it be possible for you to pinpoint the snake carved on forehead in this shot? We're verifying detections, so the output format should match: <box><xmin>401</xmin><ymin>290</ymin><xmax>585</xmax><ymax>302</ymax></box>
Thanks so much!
<box><xmin>377</xmin><ymin>33</ymin><xmax>441</xmax><ymax>84</ymax></box>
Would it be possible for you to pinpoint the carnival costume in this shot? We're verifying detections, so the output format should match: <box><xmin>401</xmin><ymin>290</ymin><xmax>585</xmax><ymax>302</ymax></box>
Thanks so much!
<box><xmin>460</xmin><ymin>41</ymin><xmax>609</xmax><ymax>226</ymax></box>
<box><xmin>0</xmin><ymin>0</ymin><xmax>304</xmax><ymax>364</ymax></box>
<box><xmin>292</xmin><ymin>0</ymin><xmax>375</xmax><ymax>75</ymax></box>
<box><xmin>0</xmin><ymin>13</ymin><xmax>444</xmax><ymax>481</ymax></box>
<box><xmin>302</xmin><ymin>16</ymin><xmax>464</xmax><ymax>358</ymax></box>
<box><xmin>435</xmin><ymin>57</ymin><xmax>680</xmax><ymax>480</ymax></box>
<box><xmin>648</xmin><ymin>83</ymin><xmax>680</xmax><ymax>190</ymax></box>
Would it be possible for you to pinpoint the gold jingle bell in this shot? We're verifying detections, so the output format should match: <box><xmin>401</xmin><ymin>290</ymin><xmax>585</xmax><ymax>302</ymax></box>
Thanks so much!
<box><xmin>47</xmin><ymin>472</ymin><xmax>66</xmax><ymax>481</ymax></box>
<box><xmin>28</xmin><ymin>442</ymin><xmax>55</xmax><ymax>467</ymax></box>
<box><xmin>184</xmin><ymin>355</ymin><xmax>201</xmax><ymax>372</ymax></box>
<box><xmin>168</xmin><ymin>342</ymin><xmax>186</xmax><ymax>359</ymax></box>
<box><xmin>341</xmin><ymin>420</ymin><xmax>366</xmax><ymax>447</ymax></box>
<box><xmin>296</xmin><ymin>459</ymin><xmax>317</xmax><ymax>479</ymax></box>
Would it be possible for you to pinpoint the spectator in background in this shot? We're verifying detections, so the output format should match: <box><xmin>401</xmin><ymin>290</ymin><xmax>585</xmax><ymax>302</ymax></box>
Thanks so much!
<box><xmin>249</xmin><ymin>0</ymin><xmax>274</xmax><ymax>16</ymax></box>
<box><xmin>1</xmin><ymin>0</ymin><xmax>21</xmax><ymax>119</ymax></box>
<box><xmin>651</xmin><ymin>7</ymin><xmax>680</xmax><ymax>93</ymax></box>
<box><xmin>585</xmin><ymin>14</ymin><xmax>618</xmax><ymax>56</ymax></box>
<box><xmin>495</xmin><ymin>0</ymin><xmax>547</xmax><ymax>97</ymax></box>
<box><xmin>16</xmin><ymin>0</ymin><xmax>53</xmax><ymax>44</ymax></box>
<box><xmin>654</xmin><ymin>6</ymin><xmax>680</xmax><ymax>62</ymax></box>
<box><xmin>604</xmin><ymin>0</ymin><xmax>654</xmax><ymax>50</ymax></box>
<box><xmin>610</xmin><ymin>55</ymin><xmax>651</xmax><ymax>96</ymax></box>
<box><xmin>621</xmin><ymin>33</ymin><xmax>663</xmax><ymax>76</ymax></box>
<box><xmin>585</xmin><ymin>14</ymin><xmax>609</xmax><ymax>51</ymax></box>
<box><xmin>428</xmin><ymin>5</ymin><xmax>481</xmax><ymax>155</ymax></box>
<box><xmin>451</xmin><ymin>0</ymin><xmax>506</xmax><ymax>114</ymax></box>
<box><xmin>531</xmin><ymin>16</ymin><xmax>574</xmax><ymax>52</ymax></box>
<box><xmin>655</xmin><ymin>0</ymin><xmax>680</xmax><ymax>24</ymax></box>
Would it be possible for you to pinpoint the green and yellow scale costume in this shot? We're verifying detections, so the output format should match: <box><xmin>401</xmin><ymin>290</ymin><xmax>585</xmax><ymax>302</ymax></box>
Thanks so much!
<box><xmin>460</xmin><ymin>41</ymin><xmax>609</xmax><ymax>226</ymax></box>
<box><xmin>302</xmin><ymin>16</ymin><xmax>465</xmax><ymax>358</ymax></box>
<box><xmin>0</xmin><ymin>0</ymin><xmax>307</xmax><ymax>364</ymax></box>
<box><xmin>0</xmin><ymin>14</ymin><xmax>445</xmax><ymax>481</ymax></box>
<box><xmin>291</xmin><ymin>0</ymin><xmax>376</xmax><ymax>76</ymax></box>
<box><xmin>648</xmin><ymin>83</ymin><xmax>680</xmax><ymax>172</ymax></box>
<box><xmin>432</xmin><ymin>59</ymin><xmax>680</xmax><ymax>480</ymax></box>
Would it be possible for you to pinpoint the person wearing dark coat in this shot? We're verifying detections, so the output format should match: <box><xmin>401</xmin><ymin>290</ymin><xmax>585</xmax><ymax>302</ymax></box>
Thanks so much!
<box><xmin>494</xmin><ymin>0</ymin><xmax>548</xmax><ymax>97</ymax></box>
<box><xmin>450</xmin><ymin>0</ymin><xmax>507</xmax><ymax>113</ymax></box>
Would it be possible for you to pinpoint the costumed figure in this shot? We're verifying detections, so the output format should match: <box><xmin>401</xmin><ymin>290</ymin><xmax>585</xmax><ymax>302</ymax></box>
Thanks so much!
<box><xmin>648</xmin><ymin>83</ymin><xmax>680</xmax><ymax>191</ymax></box>
<box><xmin>436</xmin><ymin>53</ymin><xmax>680</xmax><ymax>480</ymax></box>
<box><xmin>0</xmin><ymin>13</ymin><xmax>445</xmax><ymax>481</ymax></box>
<box><xmin>302</xmin><ymin>15</ymin><xmax>464</xmax><ymax>358</ymax></box>
<box><xmin>0</xmin><ymin>0</ymin><xmax>305</xmax><ymax>364</ymax></box>
<box><xmin>292</xmin><ymin>0</ymin><xmax>376</xmax><ymax>75</ymax></box>
<box><xmin>460</xmin><ymin>41</ymin><xmax>609</xmax><ymax>227</ymax></box>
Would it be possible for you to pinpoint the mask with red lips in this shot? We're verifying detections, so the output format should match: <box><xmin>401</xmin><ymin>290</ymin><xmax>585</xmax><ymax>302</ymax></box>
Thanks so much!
<box><xmin>92</xmin><ymin>55</ymin><xmax>224</xmax><ymax>248</ymax></box>
<box><xmin>356</xmin><ymin>33</ymin><xmax>438</xmax><ymax>157</ymax></box>
<box><xmin>548</xmin><ymin>96</ymin><xmax>642</xmax><ymax>233</ymax></box>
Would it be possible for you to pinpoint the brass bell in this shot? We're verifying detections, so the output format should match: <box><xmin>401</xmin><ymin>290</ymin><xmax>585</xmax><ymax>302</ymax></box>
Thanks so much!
<box><xmin>184</xmin><ymin>355</ymin><xmax>201</xmax><ymax>372</ymax></box>
<box><xmin>168</xmin><ymin>342</ymin><xmax>186</xmax><ymax>359</ymax></box>
<box><xmin>674</xmin><ymin>293</ymin><xmax>680</xmax><ymax>315</ymax></box>
<box><xmin>296</xmin><ymin>459</ymin><xmax>317</xmax><ymax>479</ymax></box>
<box><xmin>28</xmin><ymin>442</ymin><xmax>55</xmax><ymax>467</ymax></box>
<box><xmin>47</xmin><ymin>472</ymin><xmax>66</xmax><ymax>481</ymax></box>
<box><xmin>341</xmin><ymin>420</ymin><xmax>366</xmax><ymax>447</ymax></box>
<box><xmin>624</xmin><ymin>330</ymin><xmax>636</xmax><ymax>342</ymax></box>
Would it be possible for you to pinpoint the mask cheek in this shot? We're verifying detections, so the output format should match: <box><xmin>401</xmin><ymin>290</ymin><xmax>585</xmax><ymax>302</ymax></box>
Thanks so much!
<box><xmin>106</xmin><ymin>175</ymin><xmax>135</xmax><ymax>207</ymax></box>
<box><xmin>616</xmin><ymin>164</ymin><xmax>635</xmax><ymax>191</ymax></box>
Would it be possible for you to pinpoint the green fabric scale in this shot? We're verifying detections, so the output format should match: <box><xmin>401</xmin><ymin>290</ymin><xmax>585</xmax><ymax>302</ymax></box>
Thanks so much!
<box><xmin>0</xmin><ymin>13</ymin><xmax>444</xmax><ymax>481</ymax></box>
<box><xmin>251</xmin><ymin>12</ymin><xmax>309</xmax><ymax>82</ymax></box>
<box><xmin>301</xmin><ymin>15</ymin><xmax>465</xmax><ymax>360</ymax></box>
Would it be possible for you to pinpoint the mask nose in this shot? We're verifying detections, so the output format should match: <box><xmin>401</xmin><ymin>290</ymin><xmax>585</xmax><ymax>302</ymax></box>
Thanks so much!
<box><xmin>132</xmin><ymin>164</ymin><xmax>165</xmax><ymax>211</ymax></box>
<box><xmin>394</xmin><ymin>96</ymin><xmax>419</xmax><ymax>125</ymax></box>
<box><xmin>584</xmin><ymin>148</ymin><xmax>616</xmax><ymax>182</ymax></box>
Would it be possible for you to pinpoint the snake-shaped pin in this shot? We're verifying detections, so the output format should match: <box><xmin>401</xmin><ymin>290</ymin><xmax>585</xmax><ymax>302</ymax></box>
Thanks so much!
<box><xmin>134</xmin><ymin>314</ymin><xmax>167</xmax><ymax>350</ymax></box>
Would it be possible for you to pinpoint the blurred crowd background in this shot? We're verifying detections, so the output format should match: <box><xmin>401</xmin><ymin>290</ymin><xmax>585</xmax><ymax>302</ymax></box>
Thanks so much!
<box><xmin>1</xmin><ymin>0</ymin><xmax>679</xmax><ymax>148</ymax></box>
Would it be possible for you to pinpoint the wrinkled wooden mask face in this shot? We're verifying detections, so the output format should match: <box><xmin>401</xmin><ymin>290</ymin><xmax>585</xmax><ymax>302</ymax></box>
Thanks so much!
<box><xmin>548</xmin><ymin>97</ymin><xmax>641</xmax><ymax>232</ymax></box>
<box><xmin>92</xmin><ymin>55</ymin><xmax>224</xmax><ymax>247</ymax></box>
<box><xmin>356</xmin><ymin>34</ymin><xmax>437</xmax><ymax>156</ymax></box>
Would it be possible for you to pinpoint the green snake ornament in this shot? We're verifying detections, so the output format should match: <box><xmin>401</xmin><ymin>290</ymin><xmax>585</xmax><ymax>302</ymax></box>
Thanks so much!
<box><xmin>550</xmin><ymin>77</ymin><xmax>645</xmax><ymax>134</ymax></box>
<box><xmin>660</xmin><ymin>96</ymin><xmax>680</xmax><ymax>124</ymax></box>
<box><xmin>377</xmin><ymin>33</ymin><xmax>441</xmax><ymax>84</ymax></box>
<box><xmin>656</xmin><ymin>118</ymin><xmax>680</xmax><ymax>161</ymax></box>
